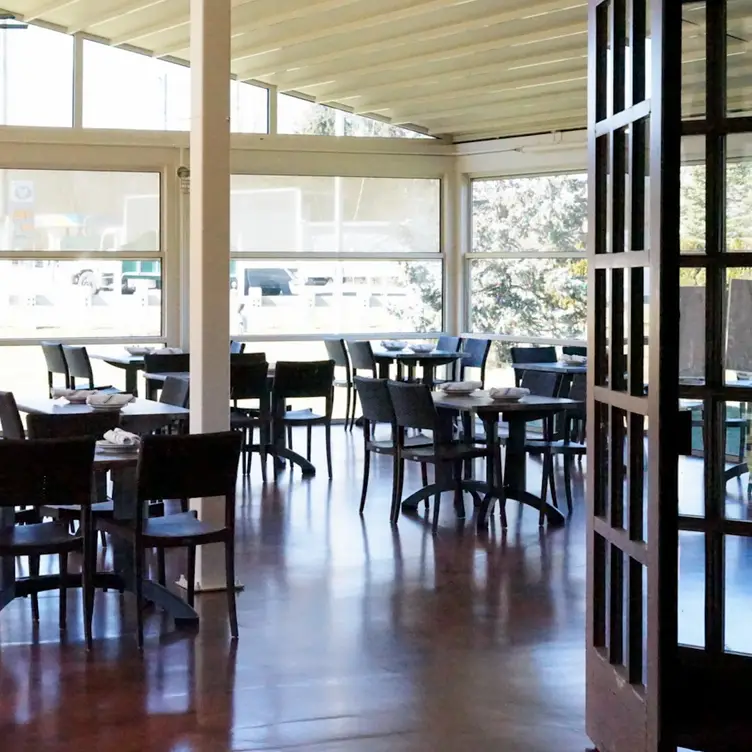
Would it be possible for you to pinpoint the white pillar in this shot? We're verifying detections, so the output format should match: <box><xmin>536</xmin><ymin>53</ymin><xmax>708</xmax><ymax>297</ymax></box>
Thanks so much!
<box><xmin>184</xmin><ymin>0</ymin><xmax>233</xmax><ymax>592</ymax></box>
<box><xmin>443</xmin><ymin>168</ymin><xmax>469</xmax><ymax>336</ymax></box>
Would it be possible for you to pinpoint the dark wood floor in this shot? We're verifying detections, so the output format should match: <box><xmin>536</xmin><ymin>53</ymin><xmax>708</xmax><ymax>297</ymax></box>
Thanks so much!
<box><xmin>1</xmin><ymin>428</ymin><xmax>746</xmax><ymax>751</ymax></box>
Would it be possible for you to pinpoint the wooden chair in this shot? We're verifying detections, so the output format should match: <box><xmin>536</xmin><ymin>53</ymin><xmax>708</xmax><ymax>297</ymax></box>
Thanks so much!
<box><xmin>230</xmin><ymin>359</ymin><xmax>271</xmax><ymax>481</ymax></box>
<box><xmin>41</xmin><ymin>342</ymin><xmax>70</xmax><ymax>394</ymax></box>
<box><xmin>62</xmin><ymin>345</ymin><xmax>115</xmax><ymax>391</ymax></box>
<box><xmin>98</xmin><ymin>431</ymin><xmax>242</xmax><ymax>647</ymax></box>
<box><xmin>230</xmin><ymin>340</ymin><xmax>246</xmax><ymax>354</ymax></box>
<box><xmin>388</xmin><ymin>380</ymin><xmax>499</xmax><ymax>532</ymax></box>
<box><xmin>159</xmin><ymin>376</ymin><xmax>190</xmax><ymax>435</ymax></box>
<box><xmin>346</xmin><ymin>341</ymin><xmax>377</xmax><ymax>427</ymax></box>
<box><xmin>275</xmin><ymin>360</ymin><xmax>335</xmax><ymax>478</ymax></box>
<box><xmin>324</xmin><ymin>338</ymin><xmax>354</xmax><ymax>430</ymax></box>
<box><xmin>434</xmin><ymin>335</ymin><xmax>462</xmax><ymax>385</ymax></box>
<box><xmin>509</xmin><ymin>345</ymin><xmax>557</xmax><ymax>386</ymax></box>
<box><xmin>458</xmin><ymin>337</ymin><xmax>492</xmax><ymax>386</ymax></box>
<box><xmin>353</xmin><ymin>376</ymin><xmax>431</xmax><ymax>515</ymax></box>
<box><xmin>0</xmin><ymin>436</ymin><xmax>96</xmax><ymax>647</ymax></box>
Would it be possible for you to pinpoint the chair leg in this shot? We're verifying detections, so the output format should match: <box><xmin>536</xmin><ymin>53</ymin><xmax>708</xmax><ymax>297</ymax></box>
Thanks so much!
<box><xmin>287</xmin><ymin>425</ymin><xmax>293</xmax><ymax>468</ymax></box>
<box><xmin>241</xmin><ymin>429</ymin><xmax>249</xmax><ymax>476</ymax></box>
<box><xmin>306</xmin><ymin>425</ymin><xmax>312</xmax><ymax>461</ymax></box>
<box><xmin>390</xmin><ymin>456</ymin><xmax>404</xmax><ymax>523</ymax></box>
<box><xmin>548</xmin><ymin>452</ymin><xmax>559</xmax><ymax>510</ymax></box>
<box><xmin>225</xmin><ymin>540</ymin><xmax>238</xmax><ymax>639</ymax></box>
<box><xmin>359</xmin><ymin>448</ymin><xmax>371</xmax><ymax>515</ymax></box>
<box><xmin>350</xmin><ymin>390</ymin><xmax>358</xmax><ymax>429</ymax></box>
<box><xmin>259</xmin><ymin>426</ymin><xmax>268</xmax><ymax>483</ymax></box>
<box><xmin>29</xmin><ymin>555</ymin><xmax>40</xmax><ymax>622</ymax></box>
<box><xmin>58</xmin><ymin>552</ymin><xmax>68</xmax><ymax>631</ymax></box>
<box><xmin>83</xmin><ymin>513</ymin><xmax>95</xmax><ymax>650</ymax></box>
<box><xmin>563</xmin><ymin>454</ymin><xmax>574</xmax><ymax>514</ymax></box>
<box><xmin>325</xmin><ymin>422</ymin><xmax>333</xmax><ymax>479</ymax></box>
<box><xmin>135</xmin><ymin>544</ymin><xmax>144</xmax><ymax>650</ymax></box>
<box><xmin>421</xmin><ymin>463</ymin><xmax>428</xmax><ymax>487</ymax></box>
<box><xmin>157</xmin><ymin>548</ymin><xmax>166</xmax><ymax>587</ymax></box>
<box><xmin>453</xmin><ymin>460</ymin><xmax>464</xmax><ymax>518</ymax></box>
<box><xmin>99</xmin><ymin>530</ymin><xmax>107</xmax><ymax>549</ymax></box>
<box><xmin>432</xmin><ymin>491</ymin><xmax>441</xmax><ymax>533</ymax></box>
<box><xmin>344</xmin><ymin>384</ymin><xmax>352</xmax><ymax>431</ymax></box>
<box><xmin>186</xmin><ymin>546</ymin><xmax>196</xmax><ymax>607</ymax></box>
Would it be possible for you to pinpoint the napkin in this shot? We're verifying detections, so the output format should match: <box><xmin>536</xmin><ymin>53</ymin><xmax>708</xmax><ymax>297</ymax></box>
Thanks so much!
<box><xmin>51</xmin><ymin>388</ymin><xmax>97</xmax><ymax>401</ymax></box>
<box><xmin>442</xmin><ymin>381</ymin><xmax>483</xmax><ymax>392</ymax></box>
<box><xmin>87</xmin><ymin>393</ymin><xmax>134</xmax><ymax>408</ymax></box>
<box><xmin>489</xmin><ymin>387</ymin><xmax>530</xmax><ymax>400</ymax></box>
<box><xmin>102</xmin><ymin>428</ymin><xmax>140</xmax><ymax>446</ymax></box>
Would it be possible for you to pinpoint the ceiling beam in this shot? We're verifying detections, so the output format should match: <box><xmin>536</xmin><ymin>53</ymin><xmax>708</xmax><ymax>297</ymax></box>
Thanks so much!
<box><xmin>23</xmin><ymin>0</ymin><xmax>81</xmax><ymax>22</ymax></box>
<box><xmin>68</xmin><ymin>0</ymin><xmax>169</xmax><ymax>33</ymax></box>
<box><xmin>253</xmin><ymin>20</ymin><xmax>586</xmax><ymax>88</ymax></box>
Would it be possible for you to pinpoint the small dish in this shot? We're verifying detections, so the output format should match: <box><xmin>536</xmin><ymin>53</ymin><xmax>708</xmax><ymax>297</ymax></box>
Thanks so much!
<box><xmin>381</xmin><ymin>340</ymin><xmax>407</xmax><ymax>352</ymax></box>
<box><xmin>442</xmin><ymin>381</ymin><xmax>482</xmax><ymax>395</ymax></box>
<box><xmin>559</xmin><ymin>354</ymin><xmax>587</xmax><ymax>365</ymax></box>
<box><xmin>96</xmin><ymin>439</ymin><xmax>139</xmax><ymax>453</ymax></box>
<box><xmin>409</xmin><ymin>343</ymin><xmax>434</xmax><ymax>354</ymax></box>
<box><xmin>126</xmin><ymin>346</ymin><xmax>153</xmax><ymax>356</ymax></box>
<box><xmin>489</xmin><ymin>387</ymin><xmax>530</xmax><ymax>402</ymax></box>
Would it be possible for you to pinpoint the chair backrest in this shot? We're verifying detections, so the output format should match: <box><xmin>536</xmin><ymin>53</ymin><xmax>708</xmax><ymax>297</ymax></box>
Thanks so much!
<box><xmin>562</xmin><ymin>345</ymin><xmax>587</xmax><ymax>357</ymax></box>
<box><xmin>230</xmin><ymin>352</ymin><xmax>266</xmax><ymax>365</ymax></box>
<box><xmin>230</xmin><ymin>340</ymin><xmax>246</xmax><ymax>354</ymax></box>
<box><xmin>0</xmin><ymin>436</ymin><xmax>94</xmax><ymax>508</ymax></box>
<box><xmin>566</xmin><ymin>372</ymin><xmax>587</xmax><ymax>403</ymax></box>
<box><xmin>324</xmin><ymin>338</ymin><xmax>350</xmax><ymax>369</ymax></box>
<box><xmin>353</xmin><ymin>376</ymin><xmax>395</xmax><ymax>424</ymax></box>
<box><xmin>135</xmin><ymin>432</ymin><xmax>242</xmax><ymax>527</ymax></box>
<box><xmin>26</xmin><ymin>411</ymin><xmax>121</xmax><ymax>440</ymax></box>
<box><xmin>460</xmin><ymin>337</ymin><xmax>492</xmax><ymax>369</ymax></box>
<box><xmin>347</xmin><ymin>340</ymin><xmax>376</xmax><ymax>373</ymax></box>
<box><xmin>144</xmin><ymin>353</ymin><xmax>190</xmax><ymax>374</ymax></box>
<box><xmin>62</xmin><ymin>345</ymin><xmax>95</xmax><ymax>385</ymax></box>
<box><xmin>273</xmin><ymin>360</ymin><xmax>335</xmax><ymax>400</ymax></box>
<box><xmin>387</xmin><ymin>381</ymin><xmax>438</xmax><ymax>432</ymax></box>
<box><xmin>520</xmin><ymin>370</ymin><xmax>558</xmax><ymax>397</ymax></box>
<box><xmin>230</xmin><ymin>360</ymin><xmax>270</xmax><ymax>405</ymax></box>
<box><xmin>509</xmin><ymin>346</ymin><xmax>557</xmax><ymax>365</ymax></box>
<box><xmin>41</xmin><ymin>342</ymin><xmax>69</xmax><ymax>390</ymax></box>
<box><xmin>436</xmin><ymin>335</ymin><xmax>460</xmax><ymax>353</ymax></box>
<box><xmin>0</xmin><ymin>391</ymin><xmax>25</xmax><ymax>439</ymax></box>
<box><xmin>159</xmin><ymin>376</ymin><xmax>190</xmax><ymax>408</ymax></box>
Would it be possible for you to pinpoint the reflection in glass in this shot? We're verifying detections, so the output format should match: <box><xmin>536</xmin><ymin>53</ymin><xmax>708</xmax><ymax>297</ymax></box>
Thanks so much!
<box><xmin>678</xmin><ymin>530</ymin><xmax>706</xmax><ymax>648</ymax></box>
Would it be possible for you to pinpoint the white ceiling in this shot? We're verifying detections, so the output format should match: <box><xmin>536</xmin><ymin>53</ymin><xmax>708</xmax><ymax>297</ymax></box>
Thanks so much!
<box><xmin>1</xmin><ymin>0</ymin><xmax>751</xmax><ymax>142</ymax></box>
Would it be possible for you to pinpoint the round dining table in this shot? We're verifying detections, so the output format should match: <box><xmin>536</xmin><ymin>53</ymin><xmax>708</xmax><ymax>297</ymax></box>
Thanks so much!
<box><xmin>373</xmin><ymin>348</ymin><xmax>468</xmax><ymax>387</ymax></box>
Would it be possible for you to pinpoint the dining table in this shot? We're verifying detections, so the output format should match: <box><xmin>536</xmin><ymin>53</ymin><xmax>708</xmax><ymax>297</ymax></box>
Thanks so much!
<box><xmin>398</xmin><ymin>391</ymin><xmax>582</xmax><ymax>527</ymax></box>
<box><xmin>373</xmin><ymin>348</ymin><xmax>468</xmax><ymax>387</ymax></box>
<box><xmin>89</xmin><ymin>352</ymin><xmax>146</xmax><ymax>396</ymax></box>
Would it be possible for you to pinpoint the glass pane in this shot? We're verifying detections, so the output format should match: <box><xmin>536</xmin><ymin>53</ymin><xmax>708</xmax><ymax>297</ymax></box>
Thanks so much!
<box><xmin>681</xmin><ymin>2</ymin><xmax>706</xmax><ymax>121</ymax></box>
<box><xmin>0</xmin><ymin>24</ymin><xmax>73</xmax><ymax>127</ymax></box>
<box><xmin>678</xmin><ymin>530</ymin><xmax>705</xmax><ymax>648</ymax></box>
<box><xmin>0</xmin><ymin>260</ymin><xmax>161</xmax><ymax>337</ymax></box>
<box><xmin>679</xmin><ymin>275</ymin><xmax>706</xmax><ymax>380</ymax></box>
<box><xmin>229</xmin><ymin>175</ymin><xmax>440</xmax><ymax>253</ymax></box>
<box><xmin>0</xmin><ymin>169</ymin><xmax>160</xmax><ymax>251</ymax></box>
<box><xmin>680</xmin><ymin>136</ymin><xmax>706</xmax><ymax>253</ymax></box>
<box><xmin>725</xmin><ymin>534</ymin><xmax>752</xmax><ymax>654</ymax></box>
<box><xmin>724</xmin><ymin>270</ymin><xmax>752</xmax><ymax>381</ymax></box>
<box><xmin>468</xmin><ymin>258</ymin><xmax>587</xmax><ymax>339</ymax></box>
<box><xmin>230</xmin><ymin>259</ymin><xmax>442</xmax><ymax>336</ymax></box>
<box><xmin>230</xmin><ymin>81</ymin><xmax>268</xmax><ymax>133</ymax></box>
<box><xmin>679</xmin><ymin>399</ymin><xmax>707</xmax><ymax>518</ymax></box>
<box><xmin>727</xmin><ymin>133</ymin><xmax>752</xmax><ymax>251</ymax></box>
<box><xmin>471</xmin><ymin>174</ymin><xmax>587</xmax><ymax>253</ymax></box>
<box><xmin>723</xmin><ymin>399</ymin><xmax>752</xmax><ymax>522</ymax></box>
<box><xmin>727</xmin><ymin>0</ymin><xmax>752</xmax><ymax>118</ymax></box>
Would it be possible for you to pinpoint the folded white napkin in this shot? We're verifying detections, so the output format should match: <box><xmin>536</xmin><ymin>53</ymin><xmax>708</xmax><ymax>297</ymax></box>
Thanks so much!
<box><xmin>51</xmin><ymin>388</ymin><xmax>97</xmax><ymax>402</ymax></box>
<box><xmin>489</xmin><ymin>387</ymin><xmax>530</xmax><ymax>400</ymax></box>
<box><xmin>86</xmin><ymin>393</ymin><xmax>134</xmax><ymax>408</ymax></box>
<box><xmin>442</xmin><ymin>381</ymin><xmax>483</xmax><ymax>392</ymax></box>
<box><xmin>102</xmin><ymin>428</ymin><xmax>140</xmax><ymax>446</ymax></box>
<box><xmin>153</xmin><ymin>347</ymin><xmax>183</xmax><ymax>355</ymax></box>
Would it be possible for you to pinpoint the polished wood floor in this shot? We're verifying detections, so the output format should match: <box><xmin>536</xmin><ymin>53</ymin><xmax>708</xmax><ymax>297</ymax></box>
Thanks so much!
<box><xmin>1</xmin><ymin>428</ymin><xmax>747</xmax><ymax>751</ymax></box>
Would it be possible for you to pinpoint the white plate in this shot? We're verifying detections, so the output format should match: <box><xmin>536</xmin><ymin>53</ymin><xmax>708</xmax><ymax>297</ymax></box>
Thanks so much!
<box><xmin>442</xmin><ymin>381</ymin><xmax>482</xmax><ymax>395</ymax></box>
<box><xmin>89</xmin><ymin>405</ymin><xmax>126</xmax><ymax>412</ymax></box>
<box><xmin>489</xmin><ymin>395</ymin><xmax>524</xmax><ymax>403</ymax></box>
<box><xmin>409</xmin><ymin>344</ymin><xmax>434</xmax><ymax>354</ymax></box>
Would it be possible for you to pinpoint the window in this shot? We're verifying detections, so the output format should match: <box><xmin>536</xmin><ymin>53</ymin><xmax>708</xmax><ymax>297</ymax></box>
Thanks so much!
<box><xmin>278</xmin><ymin>94</ymin><xmax>431</xmax><ymax>138</ymax></box>
<box><xmin>83</xmin><ymin>41</ymin><xmax>268</xmax><ymax>133</ymax></box>
<box><xmin>0</xmin><ymin>24</ymin><xmax>73</xmax><ymax>127</ymax></box>
<box><xmin>467</xmin><ymin>173</ymin><xmax>589</xmax><ymax>384</ymax></box>
<box><xmin>0</xmin><ymin>169</ymin><xmax>163</xmax><ymax>340</ymax></box>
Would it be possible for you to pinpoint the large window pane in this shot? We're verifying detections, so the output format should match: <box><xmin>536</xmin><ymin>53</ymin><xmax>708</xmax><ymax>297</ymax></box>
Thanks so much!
<box><xmin>0</xmin><ymin>24</ymin><xmax>73</xmax><ymax>127</ymax></box>
<box><xmin>278</xmin><ymin>94</ymin><xmax>431</xmax><ymax>138</ymax></box>
<box><xmin>230</xmin><ymin>260</ymin><xmax>441</xmax><ymax>336</ymax></box>
<box><xmin>0</xmin><ymin>170</ymin><xmax>160</xmax><ymax>251</ymax></box>
<box><xmin>0</xmin><ymin>260</ymin><xmax>161</xmax><ymax>338</ymax></box>
<box><xmin>469</xmin><ymin>258</ymin><xmax>587</xmax><ymax>339</ymax></box>
<box><xmin>83</xmin><ymin>42</ymin><xmax>267</xmax><ymax>133</ymax></box>
<box><xmin>230</xmin><ymin>175</ymin><xmax>440</xmax><ymax>253</ymax></box>
<box><xmin>472</xmin><ymin>174</ymin><xmax>587</xmax><ymax>253</ymax></box>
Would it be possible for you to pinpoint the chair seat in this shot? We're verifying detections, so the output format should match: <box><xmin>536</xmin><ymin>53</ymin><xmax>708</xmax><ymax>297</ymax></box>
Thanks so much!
<box><xmin>230</xmin><ymin>412</ymin><xmax>267</xmax><ymax>429</ymax></box>
<box><xmin>334</xmin><ymin>379</ymin><xmax>350</xmax><ymax>388</ymax></box>
<box><xmin>14</xmin><ymin>508</ymin><xmax>40</xmax><ymax>524</ymax></box>
<box><xmin>525</xmin><ymin>439</ymin><xmax>587</xmax><ymax>454</ymax></box>
<box><xmin>42</xmin><ymin>500</ymin><xmax>114</xmax><ymax>518</ymax></box>
<box><xmin>368</xmin><ymin>433</ymin><xmax>433</xmax><ymax>454</ymax></box>
<box><xmin>402</xmin><ymin>441</ymin><xmax>491</xmax><ymax>463</ymax></box>
<box><xmin>0</xmin><ymin>521</ymin><xmax>80</xmax><ymax>552</ymax></box>
<box><xmin>142</xmin><ymin>511</ymin><xmax>225</xmax><ymax>542</ymax></box>
<box><xmin>283</xmin><ymin>408</ymin><xmax>327</xmax><ymax>424</ymax></box>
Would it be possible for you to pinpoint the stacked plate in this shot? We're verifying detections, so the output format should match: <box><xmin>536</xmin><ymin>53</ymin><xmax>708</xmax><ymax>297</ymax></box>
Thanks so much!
<box><xmin>381</xmin><ymin>340</ymin><xmax>407</xmax><ymax>351</ymax></box>
<box><xmin>441</xmin><ymin>381</ymin><xmax>482</xmax><ymax>395</ymax></box>
<box><xmin>488</xmin><ymin>387</ymin><xmax>530</xmax><ymax>403</ymax></box>
<box><xmin>409</xmin><ymin>343</ymin><xmax>434</xmax><ymax>354</ymax></box>
<box><xmin>96</xmin><ymin>439</ymin><xmax>139</xmax><ymax>454</ymax></box>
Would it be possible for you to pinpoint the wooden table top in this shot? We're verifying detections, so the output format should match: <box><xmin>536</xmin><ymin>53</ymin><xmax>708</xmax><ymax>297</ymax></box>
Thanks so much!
<box><xmin>90</xmin><ymin>352</ymin><xmax>147</xmax><ymax>367</ymax></box>
<box><xmin>16</xmin><ymin>397</ymin><xmax>188</xmax><ymax>418</ymax></box>
<box><xmin>510</xmin><ymin>362</ymin><xmax>587</xmax><ymax>374</ymax></box>
<box><xmin>93</xmin><ymin>450</ymin><xmax>138</xmax><ymax>470</ymax></box>
<box><xmin>374</xmin><ymin>349</ymin><xmax>468</xmax><ymax>361</ymax></box>
<box><xmin>433</xmin><ymin>391</ymin><xmax>581</xmax><ymax>414</ymax></box>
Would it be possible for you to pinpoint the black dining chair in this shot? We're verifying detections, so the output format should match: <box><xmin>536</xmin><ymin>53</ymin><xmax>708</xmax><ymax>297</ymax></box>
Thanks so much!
<box><xmin>387</xmin><ymin>380</ymin><xmax>499</xmax><ymax>532</ymax></box>
<box><xmin>230</xmin><ymin>359</ymin><xmax>271</xmax><ymax>481</ymax></box>
<box><xmin>353</xmin><ymin>376</ymin><xmax>431</xmax><ymax>516</ymax></box>
<box><xmin>230</xmin><ymin>340</ymin><xmax>246</xmax><ymax>355</ymax></box>
<box><xmin>41</xmin><ymin>342</ymin><xmax>70</xmax><ymax>394</ymax></box>
<box><xmin>274</xmin><ymin>360</ymin><xmax>335</xmax><ymax>478</ymax></box>
<box><xmin>346</xmin><ymin>341</ymin><xmax>377</xmax><ymax>428</ymax></box>
<box><xmin>98</xmin><ymin>431</ymin><xmax>243</xmax><ymax>647</ymax></box>
<box><xmin>509</xmin><ymin>346</ymin><xmax>557</xmax><ymax>386</ymax></box>
<box><xmin>458</xmin><ymin>338</ymin><xmax>492</xmax><ymax>386</ymax></box>
<box><xmin>62</xmin><ymin>345</ymin><xmax>116</xmax><ymax>392</ymax></box>
<box><xmin>159</xmin><ymin>376</ymin><xmax>190</xmax><ymax>409</ymax></box>
<box><xmin>434</xmin><ymin>335</ymin><xmax>462</xmax><ymax>385</ymax></box>
<box><xmin>324</xmin><ymin>338</ymin><xmax>354</xmax><ymax>431</ymax></box>
<box><xmin>0</xmin><ymin>435</ymin><xmax>96</xmax><ymax>647</ymax></box>
<box><xmin>562</xmin><ymin>345</ymin><xmax>587</xmax><ymax>357</ymax></box>
<box><xmin>144</xmin><ymin>353</ymin><xmax>190</xmax><ymax>399</ymax></box>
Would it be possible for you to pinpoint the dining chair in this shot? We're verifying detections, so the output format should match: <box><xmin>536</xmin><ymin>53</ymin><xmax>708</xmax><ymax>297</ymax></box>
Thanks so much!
<box><xmin>159</xmin><ymin>376</ymin><xmax>190</xmax><ymax>409</ymax></box>
<box><xmin>98</xmin><ymin>431</ymin><xmax>243</xmax><ymax>647</ymax></box>
<box><xmin>62</xmin><ymin>345</ymin><xmax>115</xmax><ymax>391</ymax></box>
<box><xmin>324</xmin><ymin>338</ymin><xmax>354</xmax><ymax>430</ymax></box>
<box><xmin>346</xmin><ymin>341</ymin><xmax>377</xmax><ymax>428</ymax></box>
<box><xmin>562</xmin><ymin>345</ymin><xmax>587</xmax><ymax>357</ymax></box>
<box><xmin>0</xmin><ymin>436</ymin><xmax>96</xmax><ymax>647</ymax></box>
<box><xmin>458</xmin><ymin>337</ymin><xmax>492</xmax><ymax>386</ymax></box>
<box><xmin>144</xmin><ymin>352</ymin><xmax>190</xmax><ymax>375</ymax></box>
<box><xmin>230</xmin><ymin>359</ymin><xmax>271</xmax><ymax>481</ymax></box>
<box><xmin>41</xmin><ymin>342</ymin><xmax>70</xmax><ymax>394</ymax></box>
<box><xmin>353</xmin><ymin>376</ymin><xmax>431</xmax><ymax>516</ymax></box>
<box><xmin>387</xmin><ymin>380</ymin><xmax>499</xmax><ymax>532</ymax></box>
<box><xmin>509</xmin><ymin>346</ymin><xmax>557</xmax><ymax>386</ymax></box>
<box><xmin>434</xmin><ymin>335</ymin><xmax>461</xmax><ymax>384</ymax></box>
<box><xmin>230</xmin><ymin>340</ymin><xmax>246</xmax><ymax>355</ymax></box>
<box><xmin>274</xmin><ymin>360</ymin><xmax>335</xmax><ymax>478</ymax></box>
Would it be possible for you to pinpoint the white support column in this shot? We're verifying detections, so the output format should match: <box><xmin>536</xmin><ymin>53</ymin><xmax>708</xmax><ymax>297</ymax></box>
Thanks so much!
<box><xmin>443</xmin><ymin>168</ymin><xmax>469</xmax><ymax>336</ymax></box>
<box><xmin>72</xmin><ymin>33</ymin><xmax>83</xmax><ymax>128</ymax></box>
<box><xmin>184</xmin><ymin>0</ymin><xmax>233</xmax><ymax>592</ymax></box>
